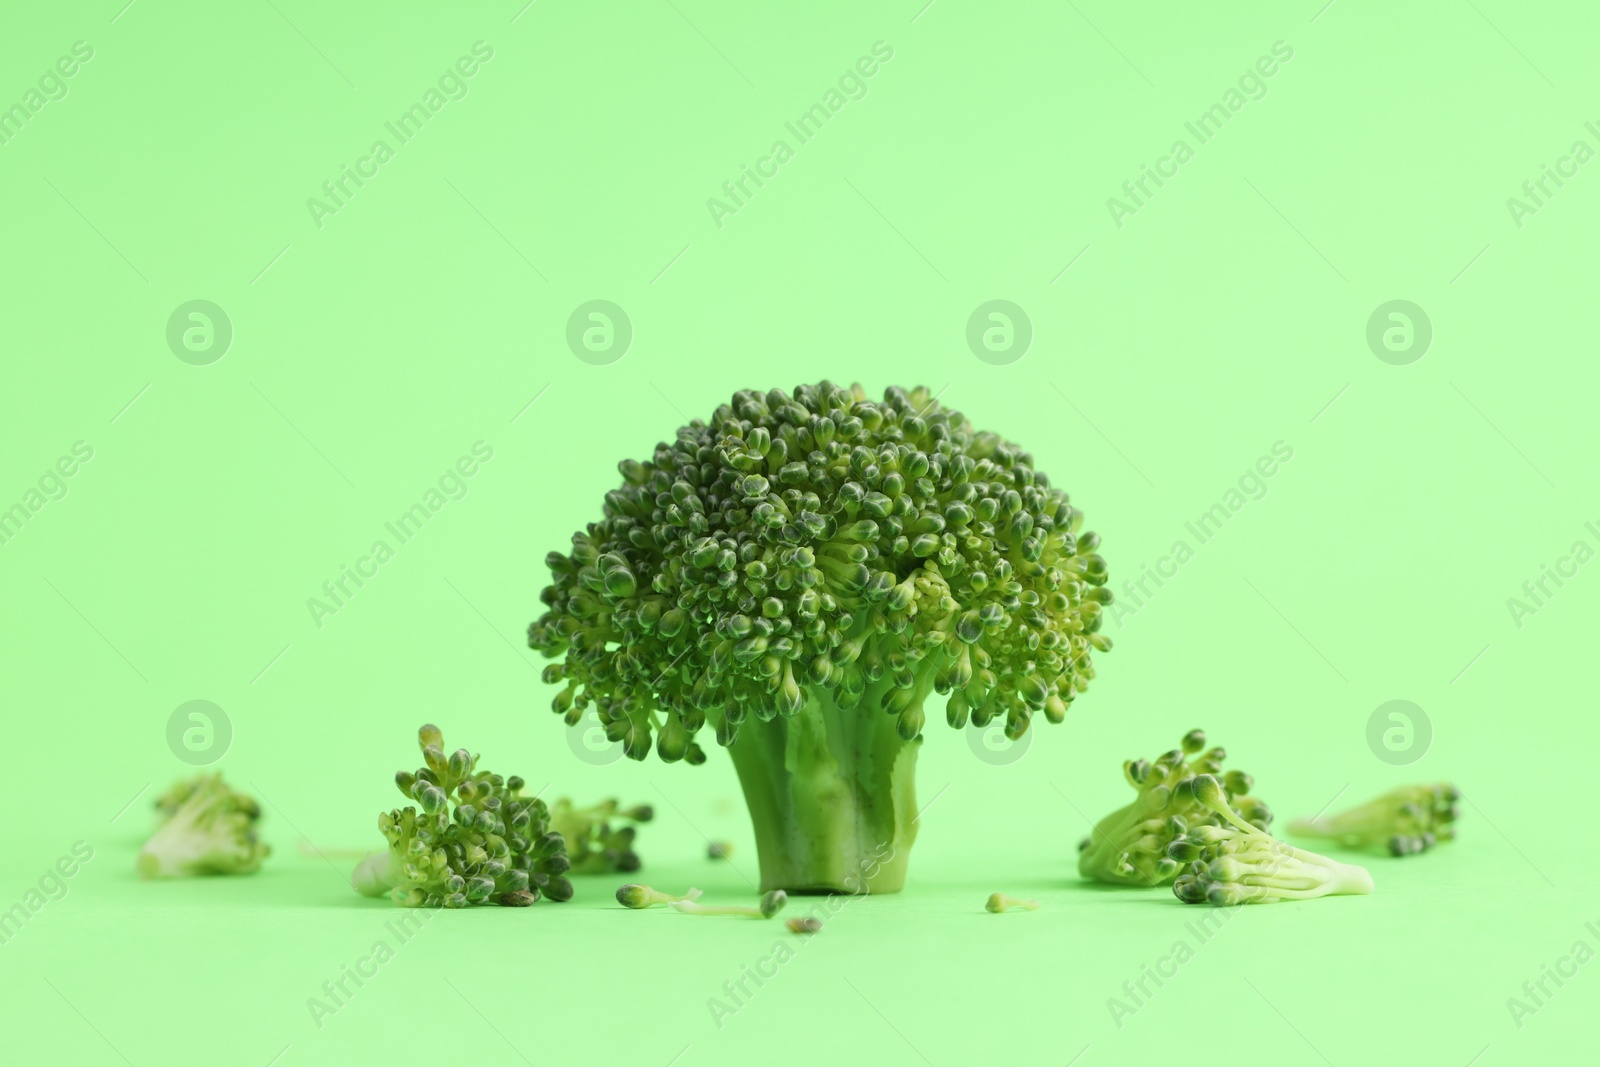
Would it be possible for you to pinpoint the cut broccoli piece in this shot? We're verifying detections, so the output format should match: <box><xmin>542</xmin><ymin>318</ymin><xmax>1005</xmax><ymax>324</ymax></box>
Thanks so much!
<box><xmin>985</xmin><ymin>892</ymin><xmax>1039</xmax><ymax>913</ymax></box>
<box><xmin>1169</xmin><ymin>775</ymin><xmax>1373</xmax><ymax>905</ymax></box>
<box><xmin>669</xmin><ymin>890</ymin><xmax>788</xmax><ymax>918</ymax></box>
<box><xmin>549</xmin><ymin>798</ymin><xmax>652</xmax><ymax>874</ymax></box>
<box><xmin>530</xmin><ymin>383</ymin><xmax>1113</xmax><ymax>894</ymax></box>
<box><xmin>1077</xmin><ymin>729</ymin><xmax>1270</xmax><ymax>885</ymax></box>
<box><xmin>138</xmin><ymin>774</ymin><xmax>270</xmax><ymax>878</ymax></box>
<box><xmin>616</xmin><ymin>884</ymin><xmax>702</xmax><ymax>908</ymax></box>
<box><xmin>353</xmin><ymin>725</ymin><xmax>572</xmax><ymax>907</ymax></box>
<box><xmin>1288</xmin><ymin>782</ymin><xmax>1459</xmax><ymax>856</ymax></box>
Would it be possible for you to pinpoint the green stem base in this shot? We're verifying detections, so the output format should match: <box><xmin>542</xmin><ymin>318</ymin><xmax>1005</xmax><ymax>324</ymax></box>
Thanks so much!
<box><xmin>725</xmin><ymin>682</ymin><xmax>921</xmax><ymax>894</ymax></box>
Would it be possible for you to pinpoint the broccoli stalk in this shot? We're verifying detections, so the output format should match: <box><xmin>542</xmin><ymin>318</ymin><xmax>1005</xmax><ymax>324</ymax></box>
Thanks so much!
<box><xmin>354</xmin><ymin>725</ymin><xmax>572</xmax><ymax>907</ymax></box>
<box><xmin>1169</xmin><ymin>775</ymin><xmax>1373</xmax><ymax>905</ymax></box>
<box><xmin>548</xmin><ymin>798</ymin><xmax>653</xmax><ymax>874</ymax></box>
<box><xmin>530</xmin><ymin>383</ymin><xmax>1113</xmax><ymax>894</ymax></box>
<box><xmin>1077</xmin><ymin>729</ymin><xmax>1269</xmax><ymax>886</ymax></box>
<box><xmin>1288</xmin><ymin>782</ymin><xmax>1460</xmax><ymax>856</ymax></box>
<box><xmin>138</xmin><ymin>774</ymin><xmax>270</xmax><ymax>878</ymax></box>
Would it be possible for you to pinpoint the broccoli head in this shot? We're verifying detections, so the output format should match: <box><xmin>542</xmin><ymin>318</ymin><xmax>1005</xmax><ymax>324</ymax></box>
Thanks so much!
<box><xmin>1289</xmin><ymin>782</ymin><xmax>1460</xmax><ymax>856</ymax></box>
<box><xmin>1077</xmin><ymin>729</ymin><xmax>1270</xmax><ymax>886</ymax></box>
<box><xmin>1169</xmin><ymin>775</ymin><xmax>1373</xmax><ymax>905</ymax></box>
<box><xmin>549</xmin><ymin>798</ymin><xmax>653</xmax><ymax>874</ymax></box>
<box><xmin>353</xmin><ymin>725</ymin><xmax>572</xmax><ymax>907</ymax></box>
<box><xmin>138</xmin><ymin>774</ymin><xmax>270</xmax><ymax>878</ymax></box>
<box><xmin>530</xmin><ymin>383</ymin><xmax>1111</xmax><ymax>893</ymax></box>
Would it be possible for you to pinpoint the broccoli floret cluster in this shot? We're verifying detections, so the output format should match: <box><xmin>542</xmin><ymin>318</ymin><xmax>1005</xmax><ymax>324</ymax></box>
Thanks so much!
<box><xmin>1169</xmin><ymin>776</ymin><xmax>1372</xmax><ymax>906</ymax></box>
<box><xmin>549</xmin><ymin>798</ymin><xmax>653</xmax><ymax>874</ymax></box>
<box><xmin>1077</xmin><ymin>729</ymin><xmax>1270</xmax><ymax>886</ymax></box>
<box><xmin>354</xmin><ymin>725</ymin><xmax>571</xmax><ymax>907</ymax></box>
<box><xmin>1289</xmin><ymin>782</ymin><xmax>1460</xmax><ymax>856</ymax></box>
<box><xmin>138</xmin><ymin>773</ymin><xmax>270</xmax><ymax>878</ymax></box>
<box><xmin>529</xmin><ymin>382</ymin><xmax>1110</xmax><ymax>756</ymax></box>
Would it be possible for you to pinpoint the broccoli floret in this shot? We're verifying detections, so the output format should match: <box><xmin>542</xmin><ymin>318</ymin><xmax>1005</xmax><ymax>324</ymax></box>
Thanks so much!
<box><xmin>669</xmin><ymin>890</ymin><xmax>788</xmax><ymax>918</ymax></box>
<box><xmin>138</xmin><ymin>774</ymin><xmax>270</xmax><ymax>878</ymax></box>
<box><xmin>549</xmin><ymin>798</ymin><xmax>652</xmax><ymax>874</ymax></box>
<box><xmin>353</xmin><ymin>725</ymin><xmax>572</xmax><ymax>907</ymax></box>
<box><xmin>1077</xmin><ymin>729</ymin><xmax>1270</xmax><ymax>886</ymax></box>
<box><xmin>530</xmin><ymin>383</ymin><xmax>1112</xmax><ymax>894</ymax></box>
<box><xmin>1169</xmin><ymin>775</ymin><xmax>1373</xmax><ymax>905</ymax></box>
<box><xmin>1289</xmin><ymin>782</ymin><xmax>1460</xmax><ymax>856</ymax></box>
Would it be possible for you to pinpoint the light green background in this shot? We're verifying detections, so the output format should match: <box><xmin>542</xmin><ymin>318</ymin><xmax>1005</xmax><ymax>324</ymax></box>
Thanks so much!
<box><xmin>2</xmin><ymin>1</ymin><xmax>1596</xmax><ymax>1063</ymax></box>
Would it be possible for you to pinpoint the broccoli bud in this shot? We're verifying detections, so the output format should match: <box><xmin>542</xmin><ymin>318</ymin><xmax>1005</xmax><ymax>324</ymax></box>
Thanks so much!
<box><xmin>530</xmin><ymin>384</ymin><xmax>1113</xmax><ymax>894</ymax></box>
<box><xmin>353</xmin><ymin>725</ymin><xmax>573</xmax><ymax>907</ymax></box>
<box><xmin>1169</xmin><ymin>775</ymin><xmax>1374</xmax><ymax>905</ymax></box>
<box><xmin>138</xmin><ymin>774</ymin><xmax>270</xmax><ymax>878</ymax></box>
<box><xmin>1288</xmin><ymin>782</ymin><xmax>1460</xmax><ymax>856</ymax></box>
<box><xmin>1077</xmin><ymin>729</ymin><xmax>1270</xmax><ymax>886</ymax></box>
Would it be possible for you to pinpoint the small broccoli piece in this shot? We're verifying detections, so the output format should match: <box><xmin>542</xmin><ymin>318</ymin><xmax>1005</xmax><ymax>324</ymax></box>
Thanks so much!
<box><xmin>706</xmin><ymin>841</ymin><xmax>734</xmax><ymax>860</ymax></box>
<box><xmin>549</xmin><ymin>798</ymin><xmax>653</xmax><ymax>874</ymax></box>
<box><xmin>669</xmin><ymin>890</ymin><xmax>788</xmax><ymax>918</ymax></box>
<box><xmin>1288</xmin><ymin>782</ymin><xmax>1460</xmax><ymax>856</ymax></box>
<box><xmin>985</xmin><ymin>892</ymin><xmax>1039</xmax><ymax>913</ymax></box>
<box><xmin>787</xmin><ymin>916</ymin><xmax>823</xmax><ymax>934</ymax></box>
<box><xmin>1077</xmin><ymin>729</ymin><xmax>1271</xmax><ymax>886</ymax></box>
<box><xmin>138</xmin><ymin>774</ymin><xmax>270</xmax><ymax>878</ymax></box>
<box><xmin>530</xmin><ymin>383</ymin><xmax>1114</xmax><ymax>894</ymax></box>
<box><xmin>1169</xmin><ymin>775</ymin><xmax>1373</xmax><ymax>905</ymax></box>
<box><xmin>353</xmin><ymin>725</ymin><xmax>572</xmax><ymax>907</ymax></box>
<box><xmin>616</xmin><ymin>884</ymin><xmax>702</xmax><ymax>908</ymax></box>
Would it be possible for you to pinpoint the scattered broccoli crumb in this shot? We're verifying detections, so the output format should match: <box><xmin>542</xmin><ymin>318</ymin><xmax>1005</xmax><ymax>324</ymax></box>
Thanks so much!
<box><xmin>616</xmin><ymin>884</ymin><xmax>703</xmax><ymax>909</ymax></box>
<box><xmin>786</xmin><ymin>917</ymin><xmax>823</xmax><ymax>934</ymax></box>
<box><xmin>352</xmin><ymin>725</ymin><xmax>572</xmax><ymax>908</ymax></box>
<box><xmin>1078</xmin><ymin>729</ymin><xmax>1270</xmax><ymax>886</ymax></box>
<box><xmin>550</xmin><ymin>798</ymin><xmax>652</xmax><ymax>873</ymax></box>
<box><xmin>670</xmin><ymin>890</ymin><xmax>789</xmax><ymax>918</ymax></box>
<box><xmin>707</xmin><ymin>841</ymin><xmax>735</xmax><ymax>860</ymax></box>
<box><xmin>985</xmin><ymin>892</ymin><xmax>1039</xmax><ymax>913</ymax></box>
<box><xmin>1170</xmin><ymin>775</ymin><xmax>1373</xmax><ymax>906</ymax></box>
<box><xmin>1289</xmin><ymin>782</ymin><xmax>1460</xmax><ymax>856</ymax></box>
<box><xmin>138</xmin><ymin>774</ymin><xmax>269</xmax><ymax>878</ymax></box>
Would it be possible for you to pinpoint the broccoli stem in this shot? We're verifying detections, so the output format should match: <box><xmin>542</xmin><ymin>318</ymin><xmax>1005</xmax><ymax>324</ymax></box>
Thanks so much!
<box><xmin>724</xmin><ymin>678</ymin><xmax>921</xmax><ymax>894</ymax></box>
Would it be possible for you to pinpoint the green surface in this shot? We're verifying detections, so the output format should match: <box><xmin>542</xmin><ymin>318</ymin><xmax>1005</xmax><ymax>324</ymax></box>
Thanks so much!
<box><xmin>2</xmin><ymin>1</ymin><xmax>1596</xmax><ymax>1063</ymax></box>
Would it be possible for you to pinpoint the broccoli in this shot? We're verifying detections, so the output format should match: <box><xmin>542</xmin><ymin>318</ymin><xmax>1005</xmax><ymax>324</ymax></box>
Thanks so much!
<box><xmin>670</xmin><ymin>890</ymin><xmax>789</xmax><ymax>918</ymax></box>
<box><xmin>1289</xmin><ymin>782</ymin><xmax>1460</xmax><ymax>856</ymax></box>
<box><xmin>138</xmin><ymin>773</ymin><xmax>270</xmax><ymax>878</ymax></box>
<box><xmin>353</xmin><ymin>725</ymin><xmax>572</xmax><ymax>907</ymax></box>
<box><xmin>1169</xmin><ymin>775</ymin><xmax>1373</xmax><ymax>905</ymax></box>
<box><xmin>529</xmin><ymin>383</ymin><xmax>1111</xmax><ymax>894</ymax></box>
<box><xmin>616</xmin><ymin>884</ymin><xmax>702</xmax><ymax>908</ymax></box>
<box><xmin>549</xmin><ymin>798</ymin><xmax>653</xmax><ymax>873</ymax></box>
<box><xmin>985</xmin><ymin>892</ymin><xmax>1039</xmax><ymax>913</ymax></box>
<box><xmin>1077</xmin><ymin>729</ymin><xmax>1270</xmax><ymax>886</ymax></box>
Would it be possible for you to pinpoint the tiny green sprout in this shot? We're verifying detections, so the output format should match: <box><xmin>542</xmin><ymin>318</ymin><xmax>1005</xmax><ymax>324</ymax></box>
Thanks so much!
<box><xmin>985</xmin><ymin>892</ymin><xmax>1040</xmax><ymax>913</ymax></box>
<box><xmin>670</xmin><ymin>889</ymin><xmax>789</xmax><ymax>918</ymax></box>
<box><xmin>616</xmin><ymin>884</ymin><xmax>703</xmax><ymax>909</ymax></box>
<box><xmin>786</xmin><ymin>917</ymin><xmax>823</xmax><ymax>935</ymax></box>
<box><xmin>1288</xmin><ymin>782</ymin><xmax>1460</xmax><ymax>857</ymax></box>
